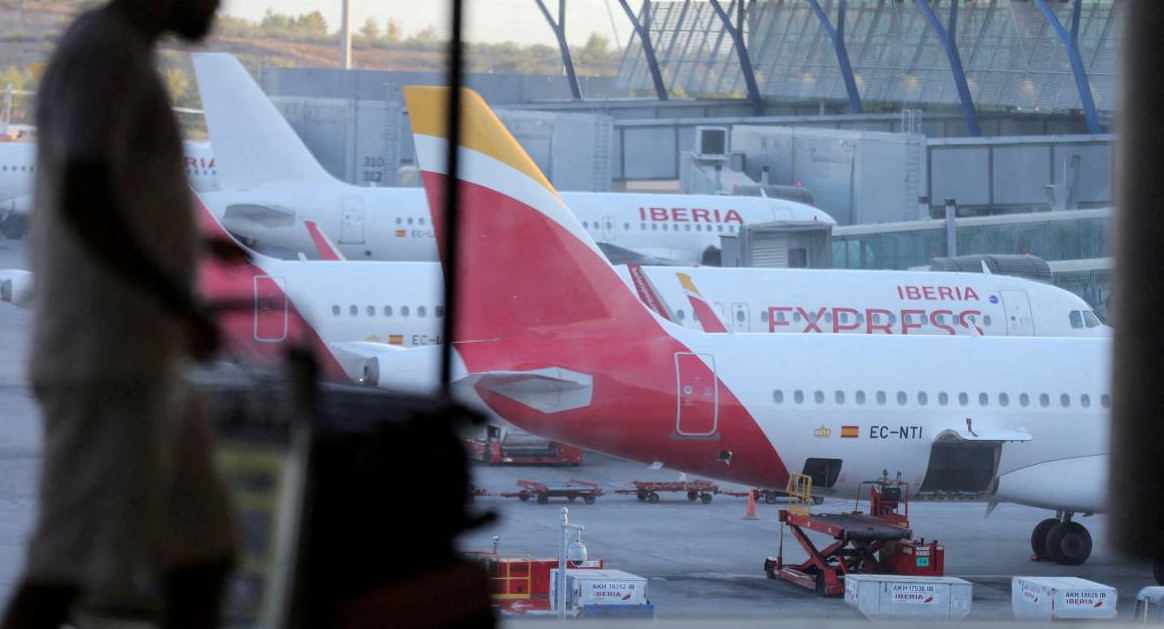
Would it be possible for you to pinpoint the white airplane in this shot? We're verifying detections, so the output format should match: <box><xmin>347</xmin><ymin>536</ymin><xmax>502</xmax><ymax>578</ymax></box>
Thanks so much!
<box><xmin>0</xmin><ymin>140</ymin><xmax>219</xmax><ymax>239</ymax></box>
<box><xmin>632</xmin><ymin>265</ymin><xmax>1109</xmax><ymax>338</ymax></box>
<box><xmin>359</xmin><ymin>85</ymin><xmax>1113</xmax><ymax>570</ymax></box>
<box><xmin>190</xmin><ymin>52</ymin><xmax>834</xmax><ymax>265</ymax></box>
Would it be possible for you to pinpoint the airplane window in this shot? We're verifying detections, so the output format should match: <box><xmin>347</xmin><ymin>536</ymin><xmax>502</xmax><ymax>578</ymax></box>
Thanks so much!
<box><xmin>979</xmin><ymin>392</ymin><xmax>989</xmax><ymax>406</ymax></box>
<box><xmin>384</xmin><ymin>306</ymin><xmax>393</xmax><ymax>317</ymax></box>
<box><xmin>794</xmin><ymin>312</ymin><xmax>802</xmax><ymax>322</ymax></box>
<box><xmin>876</xmin><ymin>391</ymin><xmax>887</xmax><ymax>405</ymax></box>
<box><xmin>349</xmin><ymin>305</ymin><xmax>358</xmax><ymax>316</ymax></box>
<box><xmin>735</xmin><ymin>310</ymin><xmax>745</xmax><ymax>322</ymax></box>
<box><xmin>938</xmin><ymin>392</ymin><xmax>948</xmax><ymax>406</ymax></box>
<box><xmin>1020</xmin><ymin>393</ymin><xmax>1030</xmax><ymax>407</ymax></box>
<box><xmin>717</xmin><ymin>225</ymin><xmax>724</xmax><ymax>232</ymax></box>
<box><xmin>1060</xmin><ymin>394</ymin><xmax>1071</xmax><ymax>408</ymax></box>
<box><xmin>407</xmin><ymin>217</ymin><xmax>414</xmax><ymax>225</ymax></box>
<box><xmin>824</xmin><ymin>313</ymin><xmax>833</xmax><ymax>324</ymax></box>
<box><xmin>583</xmin><ymin>221</ymin><xmax>589</xmax><ymax>228</ymax></box>
<box><xmin>401</xmin><ymin>306</ymin><xmax>410</xmax><ymax>317</ymax></box>
<box><xmin>835</xmin><ymin>391</ymin><xmax>845</xmax><ymax>404</ymax></box>
<box><xmin>332</xmin><ymin>305</ymin><xmax>340</xmax><ymax>316</ymax></box>
<box><xmin>685</xmin><ymin>225</ymin><xmax>691</xmax><ymax>231</ymax></box>
<box><xmin>855</xmin><ymin>391</ymin><xmax>866</xmax><ymax>405</ymax></box>
<box><xmin>1040</xmin><ymin>393</ymin><xmax>1051</xmax><ymax>407</ymax></box>
<box><xmin>366</xmin><ymin>306</ymin><xmax>374</xmax><ymax>317</ymax></box>
<box><xmin>623</xmin><ymin>223</ymin><xmax>629</xmax><ymax>230</ymax></box>
<box><xmin>773</xmin><ymin>390</ymin><xmax>784</xmax><ymax>404</ymax></box>
<box><xmin>1083</xmin><ymin>311</ymin><xmax>1103</xmax><ymax>327</ymax></box>
<box><xmin>958</xmin><ymin>392</ymin><xmax>969</xmax><ymax>406</ymax></box>
<box><xmin>896</xmin><ymin>391</ymin><xmax>907</xmax><ymax>405</ymax></box>
<box><xmin>814</xmin><ymin>390</ymin><xmax>824</xmax><ymax>404</ymax></box>
<box><xmin>760</xmin><ymin>311</ymin><xmax>768</xmax><ymax>322</ymax></box>
<box><xmin>917</xmin><ymin>391</ymin><xmax>928</xmax><ymax>406</ymax></box>
<box><xmin>212</xmin><ymin>171</ymin><xmax>216</xmax><ymax>176</ymax></box>
<box><xmin>888</xmin><ymin>313</ymin><xmax>898</xmax><ymax>325</ymax></box>
<box><xmin>794</xmin><ymin>390</ymin><xmax>805</xmax><ymax>404</ymax></box>
<box><xmin>435</xmin><ymin>306</ymin><xmax>445</xmax><ymax>318</ymax></box>
<box><xmin>419</xmin><ymin>218</ymin><xmax>426</xmax><ymax>225</ymax></box>
<box><xmin>696</xmin><ymin>225</ymin><xmax>702</xmax><ymax>232</ymax></box>
<box><xmin>777</xmin><ymin>311</ymin><xmax>786</xmax><ymax>322</ymax></box>
<box><xmin>652</xmin><ymin>224</ymin><xmax>658</xmax><ymax>230</ymax></box>
<box><xmin>856</xmin><ymin>313</ymin><xmax>864</xmax><ymax>324</ymax></box>
<box><xmin>984</xmin><ymin>315</ymin><xmax>993</xmax><ymax>326</ymax></box>
<box><xmin>935</xmin><ymin>314</ymin><xmax>944</xmax><ymax>324</ymax></box>
<box><xmin>1101</xmin><ymin>394</ymin><xmax>1111</xmax><ymax>409</ymax></box>
<box><xmin>999</xmin><ymin>393</ymin><xmax>1009</xmax><ymax>407</ymax></box>
<box><xmin>677</xmin><ymin>309</ymin><xmax>686</xmax><ymax>321</ymax></box>
<box><xmin>396</xmin><ymin>217</ymin><xmax>402</xmax><ymax>225</ymax></box>
<box><xmin>1081</xmin><ymin>394</ymin><xmax>1091</xmax><ymax>408</ymax></box>
<box><xmin>640</xmin><ymin>224</ymin><xmax>646</xmax><ymax>230</ymax></box>
<box><xmin>1070</xmin><ymin>311</ymin><xmax>1084</xmax><ymax>328</ymax></box>
<box><xmin>418</xmin><ymin>306</ymin><xmax>427</xmax><ymax>317</ymax></box>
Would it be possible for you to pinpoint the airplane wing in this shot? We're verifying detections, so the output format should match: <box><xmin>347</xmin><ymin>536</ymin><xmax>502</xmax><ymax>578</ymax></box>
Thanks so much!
<box><xmin>596</xmin><ymin>242</ymin><xmax>688</xmax><ymax>267</ymax></box>
<box><xmin>221</xmin><ymin>203</ymin><xmax>297</xmax><ymax>229</ymax></box>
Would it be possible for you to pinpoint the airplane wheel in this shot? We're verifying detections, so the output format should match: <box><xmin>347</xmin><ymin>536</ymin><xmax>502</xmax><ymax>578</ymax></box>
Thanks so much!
<box><xmin>1030</xmin><ymin>518</ymin><xmax>1059</xmax><ymax>560</ymax></box>
<box><xmin>700</xmin><ymin>493</ymin><xmax>713</xmax><ymax>504</ymax></box>
<box><xmin>1045</xmin><ymin>521</ymin><xmax>1092</xmax><ymax>565</ymax></box>
<box><xmin>647</xmin><ymin>492</ymin><xmax>660</xmax><ymax>504</ymax></box>
<box><xmin>1154</xmin><ymin>557</ymin><xmax>1164</xmax><ymax>585</ymax></box>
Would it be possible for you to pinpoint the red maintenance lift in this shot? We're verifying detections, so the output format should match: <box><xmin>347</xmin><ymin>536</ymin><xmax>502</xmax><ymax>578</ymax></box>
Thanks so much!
<box><xmin>765</xmin><ymin>474</ymin><xmax>944</xmax><ymax>596</ymax></box>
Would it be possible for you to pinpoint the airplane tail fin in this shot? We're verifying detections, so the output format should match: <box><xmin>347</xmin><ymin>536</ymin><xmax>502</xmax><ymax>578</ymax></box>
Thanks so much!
<box><xmin>403</xmin><ymin>87</ymin><xmax>662</xmax><ymax>341</ymax></box>
<box><xmin>676</xmin><ymin>272</ymin><xmax>729</xmax><ymax>333</ymax></box>
<box><xmin>191</xmin><ymin>53</ymin><xmax>335</xmax><ymax>189</ymax></box>
<box><xmin>305</xmin><ymin>221</ymin><xmax>346</xmax><ymax>261</ymax></box>
<box><xmin>626</xmin><ymin>263</ymin><xmax>678</xmax><ymax>323</ymax></box>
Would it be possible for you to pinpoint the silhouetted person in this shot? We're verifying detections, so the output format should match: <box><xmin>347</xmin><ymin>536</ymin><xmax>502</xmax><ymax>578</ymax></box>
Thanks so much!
<box><xmin>2</xmin><ymin>1</ymin><xmax>235</xmax><ymax>628</ymax></box>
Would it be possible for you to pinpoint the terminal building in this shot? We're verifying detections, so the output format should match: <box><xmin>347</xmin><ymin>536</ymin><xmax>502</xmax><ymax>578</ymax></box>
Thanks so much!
<box><xmin>245</xmin><ymin>0</ymin><xmax>1119</xmax><ymax>313</ymax></box>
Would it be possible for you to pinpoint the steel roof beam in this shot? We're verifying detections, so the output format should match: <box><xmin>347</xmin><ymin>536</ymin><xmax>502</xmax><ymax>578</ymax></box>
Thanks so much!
<box><xmin>916</xmin><ymin>0</ymin><xmax>982</xmax><ymax>136</ymax></box>
<box><xmin>1033</xmin><ymin>0</ymin><xmax>1101</xmax><ymax>134</ymax></box>
<box><xmin>709</xmin><ymin>0</ymin><xmax>763</xmax><ymax>115</ymax></box>
<box><xmin>618</xmin><ymin>0</ymin><xmax>670</xmax><ymax>101</ymax></box>
<box><xmin>804</xmin><ymin>0</ymin><xmax>864</xmax><ymax>114</ymax></box>
<box><xmin>534</xmin><ymin>0</ymin><xmax>582</xmax><ymax>100</ymax></box>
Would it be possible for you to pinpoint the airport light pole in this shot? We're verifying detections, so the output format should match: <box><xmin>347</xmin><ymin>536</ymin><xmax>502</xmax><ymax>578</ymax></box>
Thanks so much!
<box><xmin>557</xmin><ymin>507</ymin><xmax>587</xmax><ymax>619</ymax></box>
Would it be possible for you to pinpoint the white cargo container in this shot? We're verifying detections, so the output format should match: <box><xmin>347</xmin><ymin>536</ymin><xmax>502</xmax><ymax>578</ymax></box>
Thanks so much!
<box><xmin>844</xmin><ymin>575</ymin><xmax>973</xmax><ymax>621</ymax></box>
<box><xmin>550</xmin><ymin>569</ymin><xmax>648</xmax><ymax>610</ymax></box>
<box><xmin>1012</xmin><ymin>576</ymin><xmax>1117</xmax><ymax>620</ymax></box>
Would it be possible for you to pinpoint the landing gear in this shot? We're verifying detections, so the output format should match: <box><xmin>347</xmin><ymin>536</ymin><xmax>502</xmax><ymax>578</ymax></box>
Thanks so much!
<box><xmin>1031</xmin><ymin>511</ymin><xmax>1093</xmax><ymax>565</ymax></box>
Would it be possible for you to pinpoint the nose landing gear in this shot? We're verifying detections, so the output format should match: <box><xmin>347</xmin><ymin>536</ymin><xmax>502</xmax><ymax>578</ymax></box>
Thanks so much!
<box><xmin>1031</xmin><ymin>511</ymin><xmax>1092</xmax><ymax>565</ymax></box>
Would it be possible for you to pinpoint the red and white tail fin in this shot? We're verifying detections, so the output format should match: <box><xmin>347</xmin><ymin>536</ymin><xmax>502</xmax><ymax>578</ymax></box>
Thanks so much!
<box><xmin>626</xmin><ymin>263</ymin><xmax>677</xmax><ymax>323</ymax></box>
<box><xmin>403</xmin><ymin>87</ymin><xmax>662</xmax><ymax>342</ymax></box>
<box><xmin>305</xmin><ymin>220</ymin><xmax>346</xmax><ymax>261</ymax></box>
<box><xmin>676</xmin><ymin>272</ymin><xmax>729</xmax><ymax>333</ymax></box>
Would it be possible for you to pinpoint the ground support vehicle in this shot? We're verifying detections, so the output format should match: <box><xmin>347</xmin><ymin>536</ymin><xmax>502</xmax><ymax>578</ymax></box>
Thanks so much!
<box><xmin>615</xmin><ymin>479</ymin><xmax>721</xmax><ymax>504</ymax></box>
<box><xmin>500</xmin><ymin>479</ymin><xmax>603</xmax><ymax>504</ymax></box>
<box><xmin>748</xmin><ymin>488</ymin><xmax>826</xmax><ymax>505</ymax></box>
<box><xmin>466</xmin><ymin>425</ymin><xmax>584</xmax><ymax>466</ymax></box>
<box><xmin>463</xmin><ymin>553</ymin><xmax>604</xmax><ymax>615</ymax></box>
<box><xmin>764</xmin><ymin>480</ymin><xmax>945</xmax><ymax>596</ymax></box>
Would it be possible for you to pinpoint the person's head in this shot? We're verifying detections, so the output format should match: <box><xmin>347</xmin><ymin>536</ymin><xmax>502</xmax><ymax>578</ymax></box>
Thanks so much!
<box><xmin>111</xmin><ymin>0</ymin><xmax>220</xmax><ymax>42</ymax></box>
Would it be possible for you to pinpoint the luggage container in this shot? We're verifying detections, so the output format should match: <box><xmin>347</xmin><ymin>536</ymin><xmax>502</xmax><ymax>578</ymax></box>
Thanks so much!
<box><xmin>844</xmin><ymin>575</ymin><xmax>972</xmax><ymax>621</ymax></box>
<box><xmin>550</xmin><ymin>569</ymin><xmax>648</xmax><ymax>611</ymax></box>
<box><xmin>1012</xmin><ymin>576</ymin><xmax>1117</xmax><ymax>620</ymax></box>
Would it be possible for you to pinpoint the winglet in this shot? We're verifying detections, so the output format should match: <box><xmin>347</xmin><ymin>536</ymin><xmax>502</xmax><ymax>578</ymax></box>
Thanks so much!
<box><xmin>305</xmin><ymin>220</ymin><xmax>346</xmax><ymax>261</ymax></box>
<box><xmin>677</xmin><ymin>272</ymin><xmax>729</xmax><ymax>333</ymax></box>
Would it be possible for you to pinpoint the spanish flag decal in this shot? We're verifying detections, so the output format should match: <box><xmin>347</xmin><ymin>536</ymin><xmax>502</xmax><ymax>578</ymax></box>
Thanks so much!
<box><xmin>840</xmin><ymin>426</ymin><xmax>859</xmax><ymax>439</ymax></box>
<box><xmin>389</xmin><ymin>334</ymin><xmax>405</xmax><ymax>345</ymax></box>
<box><xmin>395</xmin><ymin>230</ymin><xmax>407</xmax><ymax>238</ymax></box>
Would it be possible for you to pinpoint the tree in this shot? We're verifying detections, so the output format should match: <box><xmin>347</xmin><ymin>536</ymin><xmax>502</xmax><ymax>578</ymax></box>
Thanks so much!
<box><xmin>298</xmin><ymin>10</ymin><xmax>329</xmax><ymax>37</ymax></box>
<box><xmin>385</xmin><ymin>18</ymin><xmax>402</xmax><ymax>44</ymax></box>
<box><xmin>360</xmin><ymin>17</ymin><xmax>380</xmax><ymax>41</ymax></box>
<box><xmin>162</xmin><ymin>68</ymin><xmax>191</xmax><ymax>107</ymax></box>
<box><xmin>576</xmin><ymin>33</ymin><xmax>618</xmax><ymax>75</ymax></box>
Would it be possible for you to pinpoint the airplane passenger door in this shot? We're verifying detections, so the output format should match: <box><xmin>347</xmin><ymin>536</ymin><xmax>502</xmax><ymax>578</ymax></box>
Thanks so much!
<box><xmin>673</xmin><ymin>352</ymin><xmax>720</xmax><ymax>439</ymax></box>
<box><xmin>601</xmin><ymin>215</ymin><xmax>617</xmax><ymax>242</ymax></box>
<box><xmin>339</xmin><ymin>196</ymin><xmax>365</xmax><ymax>244</ymax></box>
<box><xmin>731</xmin><ymin>302</ymin><xmax>750</xmax><ymax>332</ymax></box>
<box><xmin>254</xmin><ymin>276</ymin><xmax>288</xmax><ymax>343</ymax></box>
<box><xmin>999</xmin><ymin>289</ymin><xmax>1035</xmax><ymax>336</ymax></box>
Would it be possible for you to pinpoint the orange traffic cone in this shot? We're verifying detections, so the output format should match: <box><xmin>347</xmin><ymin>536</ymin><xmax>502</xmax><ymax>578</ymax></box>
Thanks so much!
<box><xmin>744</xmin><ymin>488</ymin><xmax>759</xmax><ymax>520</ymax></box>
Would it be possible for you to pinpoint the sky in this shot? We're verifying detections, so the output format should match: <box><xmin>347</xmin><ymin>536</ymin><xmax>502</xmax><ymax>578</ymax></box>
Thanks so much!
<box><xmin>218</xmin><ymin>0</ymin><xmax>630</xmax><ymax>47</ymax></box>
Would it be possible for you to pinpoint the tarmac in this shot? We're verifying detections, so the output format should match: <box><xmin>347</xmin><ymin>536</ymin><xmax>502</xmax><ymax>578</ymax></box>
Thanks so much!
<box><xmin>0</xmin><ymin>237</ymin><xmax>1156</xmax><ymax>623</ymax></box>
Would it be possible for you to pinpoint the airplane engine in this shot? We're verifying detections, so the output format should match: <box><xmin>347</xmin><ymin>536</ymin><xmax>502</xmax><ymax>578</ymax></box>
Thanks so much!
<box><xmin>0</xmin><ymin>270</ymin><xmax>33</xmax><ymax>307</ymax></box>
<box><xmin>361</xmin><ymin>345</ymin><xmax>445</xmax><ymax>394</ymax></box>
<box><xmin>0</xmin><ymin>195</ymin><xmax>32</xmax><ymax>239</ymax></box>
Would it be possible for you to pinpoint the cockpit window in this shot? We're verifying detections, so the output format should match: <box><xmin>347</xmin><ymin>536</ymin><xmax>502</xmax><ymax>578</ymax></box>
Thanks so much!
<box><xmin>1070</xmin><ymin>311</ymin><xmax>1084</xmax><ymax>329</ymax></box>
<box><xmin>1083</xmin><ymin>311</ymin><xmax>1103</xmax><ymax>328</ymax></box>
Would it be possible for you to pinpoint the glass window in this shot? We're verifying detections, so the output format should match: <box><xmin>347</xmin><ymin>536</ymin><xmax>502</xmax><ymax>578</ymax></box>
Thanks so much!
<box><xmin>1020</xmin><ymin>393</ymin><xmax>1030</xmax><ymax>407</ymax></box>
<box><xmin>999</xmin><ymin>393</ymin><xmax>1009</xmax><ymax>407</ymax></box>
<box><xmin>349</xmin><ymin>305</ymin><xmax>358</xmax><ymax>316</ymax></box>
<box><xmin>1060</xmin><ymin>393</ymin><xmax>1071</xmax><ymax>408</ymax></box>
<box><xmin>332</xmin><ymin>305</ymin><xmax>340</xmax><ymax>316</ymax></box>
<box><xmin>418</xmin><ymin>306</ymin><xmax>427</xmax><ymax>317</ymax></box>
<box><xmin>384</xmin><ymin>306</ymin><xmax>393</xmax><ymax>317</ymax></box>
<box><xmin>1083</xmin><ymin>311</ymin><xmax>1103</xmax><ymax>328</ymax></box>
<box><xmin>366</xmin><ymin>306</ymin><xmax>375</xmax><ymax>317</ymax></box>
<box><xmin>1040</xmin><ymin>393</ymin><xmax>1051</xmax><ymax>407</ymax></box>
<box><xmin>1070</xmin><ymin>311</ymin><xmax>1084</xmax><ymax>328</ymax></box>
<box><xmin>876</xmin><ymin>391</ymin><xmax>887</xmax><ymax>405</ymax></box>
<box><xmin>773</xmin><ymin>390</ymin><xmax>784</xmax><ymax>404</ymax></box>
<box><xmin>814</xmin><ymin>390</ymin><xmax>824</xmax><ymax>404</ymax></box>
<box><xmin>896</xmin><ymin>391</ymin><xmax>907</xmax><ymax>405</ymax></box>
<box><xmin>1081</xmin><ymin>394</ymin><xmax>1091</xmax><ymax>408</ymax></box>
<box><xmin>917</xmin><ymin>391</ymin><xmax>928</xmax><ymax>406</ymax></box>
<box><xmin>435</xmin><ymin>306</ymin><xmax>445</xmax><ymax>318</ymax></box>
<box><xmin>984</xmin><ymin>315</ymin><xmax>993</xmax><ymax>327</ymax></box>
<box><xmin>959</xmin><ymin>392</ymin><xmax>969</xmax><ymax>406</ymax></box>
<box><xmin>407</xmin><ymin>217</ymin><xmax>414</xmax><ymax>225</ymax></box>
<box><xmin>677</xmin><ymin>309</ymin><xmax>686</xmax><ymax>321</ymax></box>
<box><xmin>736</xmin><ymin>310</ymin><xmax>745</xmax><ymax>322</ymax></box>
<box><xmin>978</xmin><ymin>392</ymin><xmax>989</xmax><ymax>406</ymax></box>
<box><xmin>1101</xmin><ymin>394</ymin><xmax>1111</xmax><ymax>409</ymax></box>
<box><xmin>835</xmin><ymin>391</ymin><xmax>845</xmax><ymax>405</ymax></box>
<box><xmin>760</xmin><ymin>311</ymin><xmax>768</xmax><ymax>323</ymax></box>
<box><xmin>855</xmin><ymin>391</ymin><xmax>866</xmax><ymax>405</ymax></box>
<box><xmin>938</xmin><ymin>392</ymin><xmax>949</xmax><ymax>406</ymax></box>
<box><xmin>824</xmin><ymin>312</ymin><xmax>833</xmax><ymax>324</ymax></box>
<box><xmin>401</xmin><ymin>306</ymin><xmax>410</xmax><ymax>317</ymax></box>
<box><xmin>794</xmin><ymin>390</ymin><xmax>805</xmax><ymax>404</ymax></box>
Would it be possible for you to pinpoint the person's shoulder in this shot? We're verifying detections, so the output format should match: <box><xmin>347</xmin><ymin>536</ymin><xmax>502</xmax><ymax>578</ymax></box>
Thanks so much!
<box><xmin>53</xmin><ymin>8</ymin><xmax>139</xmax><ymax>71</ymax></box>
